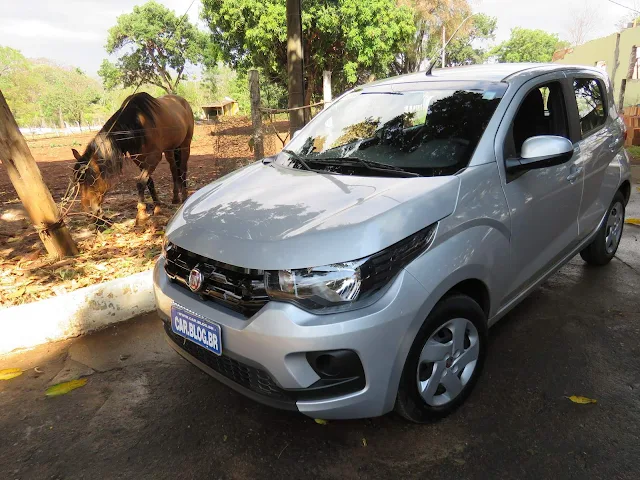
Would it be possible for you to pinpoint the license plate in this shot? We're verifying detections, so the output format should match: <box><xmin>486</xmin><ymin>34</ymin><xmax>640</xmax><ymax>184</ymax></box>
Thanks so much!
<box><xmin>171</xmin><ymin>304</ymin><xmax>222</xmax><ymax>356</ymax></box>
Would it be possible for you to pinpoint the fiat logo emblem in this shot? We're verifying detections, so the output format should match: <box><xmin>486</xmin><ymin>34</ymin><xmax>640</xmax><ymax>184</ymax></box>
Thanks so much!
<box><xmin>188</xmin><ymin>267</ymin><xmax>204</xmax><ymax>292</ymax></box>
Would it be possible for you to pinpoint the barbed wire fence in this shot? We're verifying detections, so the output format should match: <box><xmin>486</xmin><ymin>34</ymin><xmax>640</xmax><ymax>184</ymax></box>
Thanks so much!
<box><xmin>248</xmin><ymin>69</ymin><xmax>332</xmax><ymax>161</ymax></box>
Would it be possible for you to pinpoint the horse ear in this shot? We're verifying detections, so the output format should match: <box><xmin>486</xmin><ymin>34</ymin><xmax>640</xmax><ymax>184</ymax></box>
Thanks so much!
<box><xmin>71</xmin><ymin>148</ymin><xmax>82</xmax><ymax>161</ymax></box>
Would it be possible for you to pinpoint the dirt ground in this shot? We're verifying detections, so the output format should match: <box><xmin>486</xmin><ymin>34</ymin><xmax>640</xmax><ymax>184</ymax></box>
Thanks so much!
<box><xmin>0</xmin><ymin>117</ymin><xmax>289</xmax><ymax>307</ymax></box>
<box><xmin>0</xmin><ymin>188</ymin><xmax>639</xmax><ymax>480</ymax></box>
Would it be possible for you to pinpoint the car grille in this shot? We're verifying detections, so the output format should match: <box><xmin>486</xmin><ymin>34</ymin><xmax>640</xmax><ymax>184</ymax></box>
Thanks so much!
<box><xmin>164</xmin><ymin>244</ymin><xmax>269</xmax><ymax>318</ymax></box>
<box><xmin>164</xmin><ymin>322</ymin><xmax>292</xmax><ymax>401</ymax></box>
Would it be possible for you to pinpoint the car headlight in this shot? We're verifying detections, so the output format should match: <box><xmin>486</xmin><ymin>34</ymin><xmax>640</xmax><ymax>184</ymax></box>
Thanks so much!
<box><xmin>265</xmin><ymin>224</ymin><xmax>437</xmax><ymax>314</ymax></box>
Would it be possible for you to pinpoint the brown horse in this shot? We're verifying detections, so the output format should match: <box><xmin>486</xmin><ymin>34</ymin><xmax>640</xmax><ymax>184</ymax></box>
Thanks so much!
<box><xmin>71</xmin><ymin>92</ymin><xmax>194</xmax><ymax>224</ymax></box>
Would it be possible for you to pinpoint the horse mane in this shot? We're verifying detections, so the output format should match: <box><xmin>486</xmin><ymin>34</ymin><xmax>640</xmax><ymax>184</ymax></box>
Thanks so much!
<box><xmin>75</xmin><ymin>92</ymin><xmax>160</xmax><ymax>180</ymax></box>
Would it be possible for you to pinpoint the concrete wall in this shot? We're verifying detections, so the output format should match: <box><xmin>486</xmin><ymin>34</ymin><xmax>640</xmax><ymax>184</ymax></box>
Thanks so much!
<box><xmin>555</xmin><ymin>26</ymin><xmax>640</xmax><ymax>107</ymax></box>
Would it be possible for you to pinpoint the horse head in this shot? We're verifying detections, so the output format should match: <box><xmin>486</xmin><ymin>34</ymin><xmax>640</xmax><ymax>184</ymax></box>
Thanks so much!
<box><xmin>72</xmin><ymin>145</ymin><xmax>111</xmax><ymax>227</ymax></box>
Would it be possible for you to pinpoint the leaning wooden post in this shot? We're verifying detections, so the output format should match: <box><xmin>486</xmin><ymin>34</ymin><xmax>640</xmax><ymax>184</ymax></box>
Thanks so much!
<box><xmin>0</xmin><ymin>89</ymin><xmax>78</xmax><ymax>258</ymax></box>
<box><xmin>249</xmin><ymin>70</ymin><xmax>265</xmax><ymax>160</ymax></box>
<box><xmin>323</xmin><ymin>71</ymin><xmax>332</xmax><ymax>109</ymax></box>
<box><xmin>620</xmin><ymin>45</ymin><xmax>637</xmax><ymax>110</ymax></box>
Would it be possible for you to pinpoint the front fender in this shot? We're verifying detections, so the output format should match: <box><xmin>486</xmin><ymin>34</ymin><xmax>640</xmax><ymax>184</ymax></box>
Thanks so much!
<box><xmin>381</xmin><ymin>223</ymin><xmax>510</xmax><ymax>413</ymax></box>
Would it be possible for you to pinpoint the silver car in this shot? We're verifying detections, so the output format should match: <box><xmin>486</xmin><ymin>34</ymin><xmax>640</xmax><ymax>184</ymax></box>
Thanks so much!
<box><xmin>154</xmin><ymin>63</ymin><xmax>632</xmax><ymax>422</ymax></box>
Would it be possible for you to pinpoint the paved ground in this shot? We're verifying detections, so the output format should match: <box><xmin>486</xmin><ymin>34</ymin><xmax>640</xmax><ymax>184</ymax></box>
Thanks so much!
<box><xmin>1</xmin><ymin>187</ymin><xmax>639</xmax><ymax>480</ymax></box>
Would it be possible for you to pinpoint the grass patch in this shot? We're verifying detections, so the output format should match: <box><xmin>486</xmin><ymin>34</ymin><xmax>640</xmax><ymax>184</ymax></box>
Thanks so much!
<box><xmin>627</xmin><ymin>145</ymin><xmax>640</xmax><ymax>160</ymax></box>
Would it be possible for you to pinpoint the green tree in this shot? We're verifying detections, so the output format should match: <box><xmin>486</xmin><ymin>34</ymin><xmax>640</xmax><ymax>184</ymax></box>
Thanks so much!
<box><xmin>39</xmin><ymin>66</ymin><xmax>101</xmax><ymax>128</ymax></box>
<box><xmin>102</xmin><ymin>0</ymin><xmax>212</xmax><ymax>94</ymax></box>
<box><xmin>0</xmin><ymin>46</ymin><xmax>41</xmax><ymax>125</ymax></box>
<box><xmin>97</xmin><ymin>59</ymin><xmax>122</xmax><ymax>90</ymax></box>
<box><xmin>395</xmin><ymin>0</ymin><xmax>472</xmax><ymax>73</ymax></box>
<box><xmin>444</xmin><ymin>13</ymin><xmax>497</xmax><ymax>66</ymax></box>
<box><xmin>200</xmin><ymin>0</ymin><xmax>415</xmax><ymax>103</ymax></box>
<box><xmin>490</xmin><ymin>28</ymin><xmax>562</xmax><ymax>63</ymax></box>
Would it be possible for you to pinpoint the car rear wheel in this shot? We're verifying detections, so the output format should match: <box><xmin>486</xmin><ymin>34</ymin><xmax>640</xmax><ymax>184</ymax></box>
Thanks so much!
<box><xmin>395</xmin><ymin>293</ymin><xmax>487</xmax><ymax>423</ymax></box>
<box><xmin>580</xmin><ymin>191</ymin><xmax>625</xmax><ymax>266</ymax></box>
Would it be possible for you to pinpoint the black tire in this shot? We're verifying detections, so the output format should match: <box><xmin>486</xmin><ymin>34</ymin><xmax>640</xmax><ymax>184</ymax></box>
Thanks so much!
<box><xmin>580</xmin><ymin>191</ymin><xmax>626</xmax><ymax>266</ymax></box>
<box><xmin>395</xmin><ymin>293</ymin><xmax>488</xmax><ymax>423</ymax></box>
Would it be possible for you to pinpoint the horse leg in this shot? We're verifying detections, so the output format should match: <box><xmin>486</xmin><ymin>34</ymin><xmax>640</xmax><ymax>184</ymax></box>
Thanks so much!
<box><xmin>164</xmin><ymin>149</ymin><xmax>180</xmax><ymax>204</ymax></box>
<box><xmin>147</xmin><ymin>177</ymin><xmax>163</xmax><ymax>215</ymax></box>
<box><xmin>135</xmin><ymin>170</ymin><xmax>150</xmax><ymax>225</ymax></box>
<box><xmin>178</xmin><ymin>144</ymin><xmax>191</xmax><ymax>203</ymax></box>
<box><xmin>135</xmin><ymin>152</ymin><xmax>161</xmax><ymax>225</ymax></box>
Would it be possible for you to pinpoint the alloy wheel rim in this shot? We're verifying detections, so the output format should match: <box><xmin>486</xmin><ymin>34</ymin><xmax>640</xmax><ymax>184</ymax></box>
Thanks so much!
<box><xmin>605</xmin><ymin>201</ymin><xmax>624</xmax><ymax>255</ymax></box>
<box><xmin>416</xmin><ymin>318</ymin><xmax>479</xmax><ymax>407</ymax></box>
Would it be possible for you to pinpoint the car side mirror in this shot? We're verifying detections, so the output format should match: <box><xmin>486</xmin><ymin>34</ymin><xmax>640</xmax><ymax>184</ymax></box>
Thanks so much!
<box><xmin>505</xmin><ymin>135</ymin><xmax>574</xmax><ymax>173</ymax></box>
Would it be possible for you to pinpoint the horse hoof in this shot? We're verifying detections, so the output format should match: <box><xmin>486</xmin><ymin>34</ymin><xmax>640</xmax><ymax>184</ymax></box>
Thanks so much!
<box><xmin>135</xmin><ymin>214</ymin><xmax>150</xmax><ymax>227</ymax></box>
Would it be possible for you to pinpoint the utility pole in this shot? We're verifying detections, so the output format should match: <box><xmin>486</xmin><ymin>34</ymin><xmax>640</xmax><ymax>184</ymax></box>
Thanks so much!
<box><xmin>286</xmin><ymin>0</ymin><xmax>305</xmax><ymax>138</ymax></box>
<box><xmin>0</xmin><ymin>89</ymin><xmax>78</xmax><ymax>258</ymax></box>
<box><xmin>442</xmin><ymin>25</ymin><xmax>446</xmax><ymax>67</ymax></box>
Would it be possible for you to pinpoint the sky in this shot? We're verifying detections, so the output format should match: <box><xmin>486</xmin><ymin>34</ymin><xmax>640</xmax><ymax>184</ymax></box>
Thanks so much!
<box><xmin>0</xmin><ymin>0</ymin><xmax>635</xmax><ymax>77</ymax></box>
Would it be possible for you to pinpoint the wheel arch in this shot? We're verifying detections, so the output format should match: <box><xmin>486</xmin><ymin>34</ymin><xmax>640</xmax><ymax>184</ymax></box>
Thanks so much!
<box><xmin>619</xmin><ymin>179</ymin><xmax>631</xmax><ymax>206</ymax></box>
<box><xmin>446</xmin><ymin>278</ymin><xmax>491</xmax><ymax>318</ymax></box>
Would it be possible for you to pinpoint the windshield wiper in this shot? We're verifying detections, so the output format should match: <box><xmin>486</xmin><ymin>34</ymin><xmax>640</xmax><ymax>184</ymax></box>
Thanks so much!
<box><xmin>281</xmin><ymin>149</ymin><xmax>317</xmax><ymax>173</ymax></box>
<box><xmin>311</xmin><ymin>156</ymin><xmax>422</xmax><ymax>178</ymax></box>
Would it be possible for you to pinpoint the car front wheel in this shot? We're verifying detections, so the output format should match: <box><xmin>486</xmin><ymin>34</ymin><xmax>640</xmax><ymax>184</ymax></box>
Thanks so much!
<box><xmin>395</xmin><ymin>293</ymin><xmax>488</xmax><ymax>423</ymax></box>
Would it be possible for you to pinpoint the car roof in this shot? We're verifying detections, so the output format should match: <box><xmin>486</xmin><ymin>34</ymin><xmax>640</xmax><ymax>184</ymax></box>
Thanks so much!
<box><xmin>367</xmin><ymin>63</ymin><xmax>605</xmax><ymax>87</ymax></box>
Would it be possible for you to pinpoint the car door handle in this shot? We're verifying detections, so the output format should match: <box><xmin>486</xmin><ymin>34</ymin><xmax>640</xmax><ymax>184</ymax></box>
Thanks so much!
<box><xmin>566</xmin><ymin>166</ymin><xmax>583</xmax><ymax>183</ymax></box>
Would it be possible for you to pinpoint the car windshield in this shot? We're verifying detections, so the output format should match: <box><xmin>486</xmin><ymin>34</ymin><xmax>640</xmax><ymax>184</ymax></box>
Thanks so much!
<box><xmin>277</xmin><ymin>81</ymin><xmax>507</xmax><ymax>177</ymax></box>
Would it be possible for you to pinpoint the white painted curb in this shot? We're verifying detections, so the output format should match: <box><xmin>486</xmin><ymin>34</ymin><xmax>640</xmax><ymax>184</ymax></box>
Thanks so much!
<box><xmin>0</xmin><ymin>269</ymin><xmax>155</xmax><ymax>355</ymax></box>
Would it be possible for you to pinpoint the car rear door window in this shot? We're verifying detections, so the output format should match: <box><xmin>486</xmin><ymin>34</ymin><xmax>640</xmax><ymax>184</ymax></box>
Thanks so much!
<box><xmin>573</xmin><ymin>78</ymin><xmax>606</xmax><ymax>137</ymax></box>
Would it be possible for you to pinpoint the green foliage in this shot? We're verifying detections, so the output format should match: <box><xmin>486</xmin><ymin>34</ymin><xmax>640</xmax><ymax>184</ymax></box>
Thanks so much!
<box><xmin>444</xmin><ymin>14</ymin><xmax>497</xmax><ymax>66</ymax></box>
<box><xmin>0</xmin><ymin>46</ymin><xmax>40</xmax><ymax>125</ymax></box>
<box><xmin>490</xmin><ymin>28</ymin><xmax>562</xmax><ymax>63</ymax></box>
<box><xmin>103</xmin><ymin>0</ymin><xmax>213</xmax><ymax>93</ymax></box>
<box><xmin>39</xmin><ymin>66</ymin><xmax>102</xmax><ymax>127</ymax></box>
<box><xmin>1</xmin><ymin>46</ymin><xmax>104</xmax><ymax>128</ymax></box>
<box><xmin>98</xmin><ymin>59</ymin><xmax>122</xmax><ymax>90</ymax></box>
<box><xmin>201</xmin><ymin>0</ymin><xmax>416</xmax><ymax>100</ymax></box>
<box><xmin>396</xmin><ymin>0</ymin><xmax>471</xmax><ymax>73</ymax></box>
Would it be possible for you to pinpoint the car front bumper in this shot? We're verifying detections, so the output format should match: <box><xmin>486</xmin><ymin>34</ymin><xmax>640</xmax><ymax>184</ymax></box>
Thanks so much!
<box><xmin>153</xmin><ymin>257</ymin><xmax>427</xmax><ymax>419</ymax></box>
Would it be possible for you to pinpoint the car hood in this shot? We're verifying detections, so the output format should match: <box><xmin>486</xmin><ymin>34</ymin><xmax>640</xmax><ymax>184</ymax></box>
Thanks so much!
<box><xmin>166</xmin><ymin>162</ymin><xmax>460</xmax><ymax>270</ymax></box>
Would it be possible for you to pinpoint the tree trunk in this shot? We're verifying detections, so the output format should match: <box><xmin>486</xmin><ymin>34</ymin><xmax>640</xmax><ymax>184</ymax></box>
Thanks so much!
<box><xmin>249</xmin><ymin>70</ymin><xmax>264</xmax><ymax>161</ymax></box>
<box><xmin>0</xmin><ymin>89</ymin><xmax>78</xmax><ymax>259</ymax></box>
<box><xmin>286</xmin><ymin>0</ymin><xmax>305</xmax><ymax>138</ymax></box>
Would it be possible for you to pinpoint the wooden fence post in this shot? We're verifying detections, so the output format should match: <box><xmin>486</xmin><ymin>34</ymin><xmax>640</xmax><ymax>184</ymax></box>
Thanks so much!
<box><xmin>323</xmin><ymin>71</ymin><xmax>332</xmax><ymax>109</ymax></box>
<box><xmin>0</xmin><ymin>89</ymin><xmax>78</xmax><ymax>258</ymax></box>
<box><xmin>249</xmin><ymin>70</ymin><xmax>264</xmax><ymax>160</ymax></box>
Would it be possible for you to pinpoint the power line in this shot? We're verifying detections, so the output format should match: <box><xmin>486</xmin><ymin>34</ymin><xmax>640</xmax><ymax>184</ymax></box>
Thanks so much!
<box><xmin>608</xmin><ymin>0</ymin><xmax>640</xmax><ymax>14</ymax></box>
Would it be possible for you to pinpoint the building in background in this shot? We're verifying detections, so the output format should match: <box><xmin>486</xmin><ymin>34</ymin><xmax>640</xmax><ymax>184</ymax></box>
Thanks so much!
<box><xmin>554</xmin><ymin>23</ymin><xmax>640</xmax><ymax>108</ymax></box>
<box><xmin>202</xmin><ymin>98</ymin><xmax>239</xmax><ymax>120</ymax></box>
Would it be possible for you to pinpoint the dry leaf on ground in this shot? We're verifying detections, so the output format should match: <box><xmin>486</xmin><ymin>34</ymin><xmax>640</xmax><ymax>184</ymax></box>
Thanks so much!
<box><xmin>314</xmin><ymin>418</ymin><xmax>328</xmax><ymax>425</ymax></box>
<box><xmin>45</xmin><ymin>378</ymin><xmax>88</xmax><ymax>397</ymax></box>
<box><xmin>566</xmin><ymin>395</ymin><xmax>597</xmax><ymax>404</ymax></box>
<box><xmin>0</xmin><ymin>368</ymin><xmax>23</xmax><ymax>380</ymax></box>
<box><xmin>625</xmin><ymin>218</ymin><xmax>640</xmax><ymax>226</ymax></box>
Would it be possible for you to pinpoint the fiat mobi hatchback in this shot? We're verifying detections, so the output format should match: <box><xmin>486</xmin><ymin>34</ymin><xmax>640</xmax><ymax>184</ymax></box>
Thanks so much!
<box><xmin>154</xmin><ymin>64</ymin><xmax>632</xmax><ymax>422</ymax></box>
